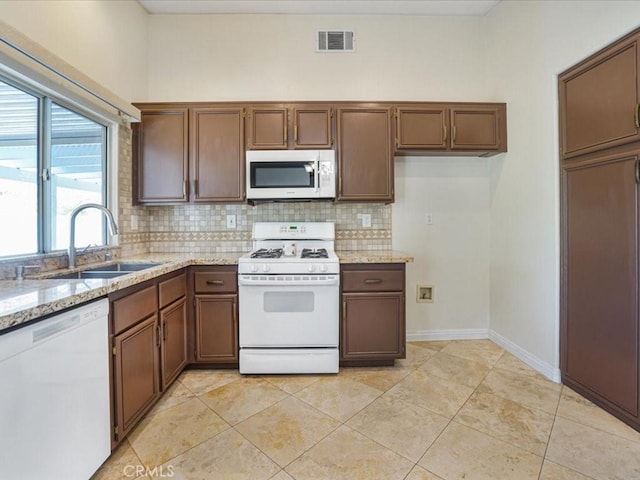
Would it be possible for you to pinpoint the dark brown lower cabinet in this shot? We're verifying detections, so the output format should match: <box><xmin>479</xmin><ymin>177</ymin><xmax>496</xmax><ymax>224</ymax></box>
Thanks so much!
<box><xmin>561</xmin><ymin>148</ymin><xmax>640</xmax><ymax>427</ymax></box>
<box><xmin>110</xmin><ymin>271</ymin><xmax>187</xmax><ymax>446</ymax></box>
<box><xmin>340</xmin><ymin>263</ymin><xmax>406</xmax><ymax>365</ymax></box>
<box><xmin>194</xmin><ymin>295</ymin><xmax>238</xmax><ymax>362</ymax></box>
<box><xmin>113</xmin><ymin>314</ymin><xmax>160</xmax><ymax>439</ymax></box>
<box><xmin>190</xmin><ymin>266</ymin><xmax>239</xmax><ymax>365</ymax></box>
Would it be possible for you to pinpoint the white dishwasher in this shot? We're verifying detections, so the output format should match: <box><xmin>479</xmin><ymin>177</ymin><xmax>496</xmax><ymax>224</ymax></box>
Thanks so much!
<box><xmin>0</xmin><ymin>298</ymin><xmax>111</xmax><ymax>480</ymax></box>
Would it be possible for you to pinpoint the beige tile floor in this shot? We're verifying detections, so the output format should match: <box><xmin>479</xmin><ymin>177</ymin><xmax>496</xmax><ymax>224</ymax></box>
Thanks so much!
<box><xmin>93</xmin><ymin>340</ymin><xmax>640</xmax><ymax>480</ymax></box>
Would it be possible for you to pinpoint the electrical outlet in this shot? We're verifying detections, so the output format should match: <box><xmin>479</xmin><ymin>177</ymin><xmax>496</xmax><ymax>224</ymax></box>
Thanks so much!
<box><xmin>130</xmin><ymin>215</ymin><xmax>138</xmax><ymax>231</ymax></box>
<box><xmin>362</xmin><ymin>213</ymin><xmax>372</xmax><ymax>228</ymax></box>
<box><xmin>226</xmin><ymin>214</ymin><xmax>236</xmax><ymax>229</ymax></box>
<box><xmin>425</xmin><ymin>213</ymin><xmax>433</xmax><ymax>225</ymax></box>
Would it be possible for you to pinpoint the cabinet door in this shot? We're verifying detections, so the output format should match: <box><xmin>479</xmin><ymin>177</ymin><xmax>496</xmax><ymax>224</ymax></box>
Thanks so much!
<box><xmin>194</xmin><ymin>295</ymin><xmax>238</xmax><ymax>363</ymax></box>
<box><xmin>294</xmin><ymin>107</ymin><xmax>333</xmax><ymax>148</ymax></box>
<box><xmin>562</xmin><ymin>152</ymin><xmax>639</xmax><ymax>416</ymax></box>
<box><xmin>396</xmin><ymin>107</ymin><xmax>447</xmax><ymax>150</ymax></box>
<box><xmin>137</xmin><ymin>108</ymin><xmax>189</xmax><ymax>203</ymax></box>
<box><xmin>190</xmin><ymin>108</ymin><xmax>245</xmax><ymax>202</ymax></box>
<box><xmin>247</xmin><ymin>107</ymin><xmax>288</xmax><ymax>149</ymax></box>
<box><xmin>560</xmin><ymin>33</ymin><xmax>640</xmax><ymax>159</ymax></box>
<box><xmin>341</xmin><ymin>293</ymin><xmax>405</xmax><ymax>360</ymax></box>
<box><xmin>337</xmin><ymin>107</ymin><xmax>393</xmax><ymax>202</ymax></box>
<box><xmin>160</xmin><ymin>298</ymin><xmax>188</xmax><ymax>389</ymax></box>
<box><xmin>450</xmin><ymin>106</ymin><xmax>502</xmax><ymax>151</ymax></box>
<box><xmin>113</xmin><ymin>315</ymin><xmax>160</xmax><ymax>437</ymax></box>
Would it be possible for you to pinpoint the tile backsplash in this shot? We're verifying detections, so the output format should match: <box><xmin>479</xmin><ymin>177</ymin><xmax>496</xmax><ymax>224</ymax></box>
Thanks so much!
<box><xmin>143</xmin><ymin>202</ymin><xmax>391</xmax><ymax>253</ymax></box>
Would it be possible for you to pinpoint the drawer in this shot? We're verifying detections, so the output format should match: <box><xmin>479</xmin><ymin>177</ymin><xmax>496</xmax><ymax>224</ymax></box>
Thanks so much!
<box><xmin>342</xmin><ymin>269</ymin><xmax>404</xmax><ymax>292</ymax></box>
<box><xmin>194</xmin><ymin>271</ymin><xmax>237</xmax><ymax>293</ymax></box>
<box><xmin>159</xmin><ymin>272</ymin><xmax>186</xmax><ymax>308</ymax></box>
<box><xmin>112</xmin><ymin>285</ymin><xmax>158</xmax><ymax>334</ymax></box>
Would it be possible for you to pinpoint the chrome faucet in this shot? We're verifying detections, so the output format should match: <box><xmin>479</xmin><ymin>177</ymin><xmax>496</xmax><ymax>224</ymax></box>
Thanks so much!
<box><xmin>68</xmin><ymin>203</ymin><xmax>118</xmax><ymax>269</ymax></box>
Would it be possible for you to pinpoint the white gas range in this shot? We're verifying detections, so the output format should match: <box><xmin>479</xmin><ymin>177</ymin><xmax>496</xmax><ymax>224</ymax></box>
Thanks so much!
<box><xmin>238</xmin><ymin>222</ymin><xmax>339</xmax><ymax>374</ymax></box>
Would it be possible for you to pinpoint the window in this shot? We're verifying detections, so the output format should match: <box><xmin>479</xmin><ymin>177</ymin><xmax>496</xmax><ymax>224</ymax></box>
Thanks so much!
<box><xmin>0</xmin><ymin>78</ymin><xmax>108</xmax><ymax>257</ymax></box>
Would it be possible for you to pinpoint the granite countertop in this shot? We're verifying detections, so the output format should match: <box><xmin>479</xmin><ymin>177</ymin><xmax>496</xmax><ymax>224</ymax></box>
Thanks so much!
<box><xmin>336</xmin><ymin>250</ymin><xmax>414</xmax><ymax>264</ymax></box>
<box><xmin>0</xmin><ymin>250</ymin><xmax>413</xmax><ymax>334</ymax></box>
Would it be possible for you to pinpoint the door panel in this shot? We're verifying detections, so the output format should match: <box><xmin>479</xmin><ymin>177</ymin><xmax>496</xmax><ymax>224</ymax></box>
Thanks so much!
<box><xmin>563</xmin><ymin>153</ymin><xmax>639</xmax><ymax>415</ymax></box>
<box><xmin>190</xmin><ymin>108</ymin><xmax>244</xmax><ymax>202</ymax></box>
<box><xmin>560</xmin><ymin>36</ymin><xmax>640</xmax><ymax>158</ymax></box>
<box><xmin>337</xmin><ymin>107</ymin><xmax>393</xmax><ymax>201</ymax></box>
<box><xmin>160</xmin><ymin>298</ymin><xmax>187</xmax><ymax>388</ymax></box>
<box><xmin>450</xmin><ymin>107</ymin><xmax>501</xmax><ymax>150</ymax></box>
<box><xmin>114</xmin><ymin>315</ymin><xmax>160</xmax><ymax>435</ymax></box>
<box><xmin>396</xmin><ymin>107</ymin><xmax>447</xmax><ymax>149</ymax></box>
<box><xmin>138</xmin><ymin>109</ymin><xmax>188</xmax><ymax>202</ymax></box>
<box><xmin>195</xmin><ymin>295</ymin><xmax>238</xmax><ymax>362</ymax></box>
<box><xmin>341</xmin><ymin>293</ymin><xmax>404</xmax><ymax>360</ymax></box>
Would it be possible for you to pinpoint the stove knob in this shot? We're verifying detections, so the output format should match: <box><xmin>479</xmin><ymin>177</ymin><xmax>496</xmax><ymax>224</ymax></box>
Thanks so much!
<box><xmin>250</xmin><ymin>264</ymin><xmax>259</xmax><ymax>273</ymax></box>
<box><xmin>319</xmin><ymin>264</ymin><xmax>328</xmax><ymax>273</ymax></box>
<box><xmin>262</xmin><ymin>264</ymin><xmax>271</xmax><ymax>273</ymax></box>
<box><xmin>308</xmin><ymin>264</ymin><xmax>317</xmax><ymax>272</ymax></box>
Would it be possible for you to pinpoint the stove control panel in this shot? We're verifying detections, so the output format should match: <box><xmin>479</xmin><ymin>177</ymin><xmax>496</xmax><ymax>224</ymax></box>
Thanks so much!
<box><xmin>279</xmin><ymin>224</ymin><xmax>307</xmax><ymax>235</ymax></box>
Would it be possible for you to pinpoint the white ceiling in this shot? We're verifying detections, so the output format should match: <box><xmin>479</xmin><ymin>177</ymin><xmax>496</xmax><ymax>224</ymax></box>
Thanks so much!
<box><xmin>137</xmin><ymin>1</ymin><xmax>501</xmax><ymax>16</ymax></box>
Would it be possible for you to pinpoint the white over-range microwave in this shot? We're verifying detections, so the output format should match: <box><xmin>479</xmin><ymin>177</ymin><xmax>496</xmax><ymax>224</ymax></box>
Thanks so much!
<box><xmin>246</xmin><ymin>150</ymin><xmax>336</xmax><ymax>201</ymax></box>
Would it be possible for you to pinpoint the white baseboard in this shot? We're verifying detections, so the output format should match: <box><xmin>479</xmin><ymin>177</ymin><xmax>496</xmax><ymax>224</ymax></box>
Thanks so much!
<box><xmin>407</xmin><ymin>329</ymin><xmax>489</xmax><ymax>341</ymax></box>
<box><xmin>489</xmin><ymin>330</ymin><xmax>561</xmax><ymax>383</ymax></box>
<box><xmin>406</xmin><ymin>328</ymin><xmax>561</xmax><ymax>384</ymax></box>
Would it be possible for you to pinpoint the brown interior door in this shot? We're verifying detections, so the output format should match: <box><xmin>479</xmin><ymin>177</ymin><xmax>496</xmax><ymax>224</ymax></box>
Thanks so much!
<box><xmin>563</xmin><ymin>153</ymin><xmax>639</xmax><ymax>415</ymax></box>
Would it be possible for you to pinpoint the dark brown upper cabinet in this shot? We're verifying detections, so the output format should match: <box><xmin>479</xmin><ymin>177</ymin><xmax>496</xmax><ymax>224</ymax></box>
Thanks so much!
<box><xmin>395</xmin><ymin>103</ymin><xmax>506</xmax><ymax>156</ymax></box>
<box><xmin>293</xmin><ymin>106</ymin><xmax>333</xmax><ymax>148</ymax></box>
<box><xmin>247</xmin><ymin>105</ymin><xmax>333</xmax><ymax>149</ymax></box>
<box><xmin>134</xmin><ymin>103</ymin><xmax>245</xmax><ymax>204</ymax></box>
<box><xmin>246</xmin><ymin>106</ymin><xmax>288</xmax><ymax>149</ymax></box>
<box><xmin>337</xmin><ymin>106</ymin><xmax>394</xmax><ymax>202</ymax></box>
<box><xmin>135</xmin><ymin>107</ymin><xmax>189</xmax><ymax>203</ymax></box>
<box><xmin>559</xmin><ymin>29</ymin><xmax>640</xmax><ymax>160</ymax></box>
<box><xmin>190</xmin><ymin>107</ymin><xmax>245</xmax><ymax>202</ymax></box>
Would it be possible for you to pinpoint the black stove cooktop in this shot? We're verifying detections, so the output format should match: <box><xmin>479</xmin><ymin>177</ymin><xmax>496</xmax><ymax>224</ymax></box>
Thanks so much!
<box><xmin>301</xmin><ymin>248</ymin><xmax>329</xmax><ymax>259</ymax></box>
<box><xmin>250</xmin><ymin>248</ymin><xmax>284</xmax><ymax>259</ymax></box>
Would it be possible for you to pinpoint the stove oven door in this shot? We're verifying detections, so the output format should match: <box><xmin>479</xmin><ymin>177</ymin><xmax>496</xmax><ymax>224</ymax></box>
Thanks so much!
<box><xmin>238</xmin><ymin>274</ymin><xmax>339</xmax><ymax>347</ymax></box>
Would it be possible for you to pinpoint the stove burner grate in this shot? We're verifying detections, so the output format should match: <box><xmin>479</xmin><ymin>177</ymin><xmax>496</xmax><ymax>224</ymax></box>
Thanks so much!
<box><xmin>301</xmin><ymin>248</ymin><xmax>329</xmax><ymax>259</ymax></box>
<box><xmin>250</xmin><ymin>248</ymin><xmax>284</xmax><ymax>259</ymax></box>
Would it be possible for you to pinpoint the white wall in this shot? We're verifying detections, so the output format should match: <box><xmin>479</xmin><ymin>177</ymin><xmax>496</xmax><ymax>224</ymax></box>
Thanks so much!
<box><xmin>0</xmin><ymin>0</ymin><xmax>148</xmax><ymax>102</ymax></box>
<box><xmin>485</xmin><ymin>0</ymin><xmax>640</xmax><ymax>374</ymax></box>
<box><xmin>395</xmin><ymin>157</ymin><xmax>490</xmax><ymax>338</ymax></box>
<box><xmin>146</xmin><ymin>14</ymin><xmax>487</xmax><ymax>100</ymax></box>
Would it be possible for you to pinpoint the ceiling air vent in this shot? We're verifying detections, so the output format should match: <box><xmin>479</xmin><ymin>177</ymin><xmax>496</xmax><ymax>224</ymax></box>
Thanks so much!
<box><xmin>317</xmin><ymin>30</ymin><xmax>355</xmax><ymax>53</ymax></box>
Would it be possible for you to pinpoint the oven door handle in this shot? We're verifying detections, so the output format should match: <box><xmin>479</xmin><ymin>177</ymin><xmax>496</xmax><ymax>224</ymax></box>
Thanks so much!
<box><xmin>238</xmin><ymin>275</ymin><xmax>339</xmax><ymax>287</ymax></box>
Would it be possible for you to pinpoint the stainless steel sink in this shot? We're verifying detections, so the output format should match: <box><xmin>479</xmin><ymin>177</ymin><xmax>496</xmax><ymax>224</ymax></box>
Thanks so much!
<box><xmin>82</xmin><ymin>262</ymin><xmax>163</xmax><ymax>273</ymax></box>
<box><xmin>45</xmin><ymin>262</ymin><xmax>163</xmax><ymax>280</ymax></box>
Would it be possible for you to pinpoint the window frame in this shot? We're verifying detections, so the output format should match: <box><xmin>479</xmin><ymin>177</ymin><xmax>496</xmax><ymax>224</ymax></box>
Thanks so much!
<box><xmin>0</xmin><ymin>73</ymin><xmax>113</xmax><ymax>258</ymax></box>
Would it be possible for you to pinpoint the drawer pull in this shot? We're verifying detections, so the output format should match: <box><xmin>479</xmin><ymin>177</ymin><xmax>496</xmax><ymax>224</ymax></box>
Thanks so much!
<box><xmin>206</xmin><ymin>280</ymin><xmax>224</xmax><ymax>285</ymax></box>
<box><xmin>364</xmin><ymin>279</ymin><xmax>383</xmax><ymax>284</ymax></box>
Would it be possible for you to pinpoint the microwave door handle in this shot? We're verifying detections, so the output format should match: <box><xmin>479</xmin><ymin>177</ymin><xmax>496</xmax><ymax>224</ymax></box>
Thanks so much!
<box><xmin>315</xmin><ymin>160</ymin><xmax>320</xmax><ymax>192</ymax></box>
